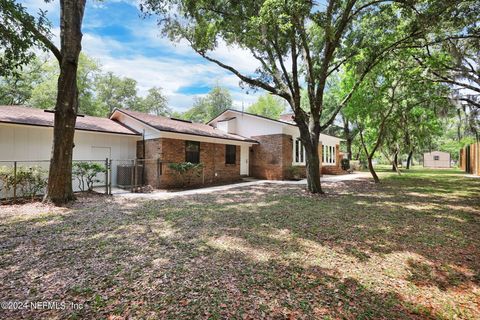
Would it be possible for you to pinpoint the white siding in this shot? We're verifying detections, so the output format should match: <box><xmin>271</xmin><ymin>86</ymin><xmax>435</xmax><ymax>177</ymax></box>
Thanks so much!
<box><xmin>0</xmin><ymin>123</ymin><xmax>138</xmax><ymax>162</ymax></box>
<box><xmin>211</xmin><ymin>111</ymin><xmax>284</xmax><ymax>137</ymax></box>
<box><xmin>216</xmin><ymin>118</ymin><xmax>237</xmax><ymax>134</ymax></box>
<box><xmin>110</xmin><ymin>112</ymin><xmax>160</xmax><ymax>140</ymax></box>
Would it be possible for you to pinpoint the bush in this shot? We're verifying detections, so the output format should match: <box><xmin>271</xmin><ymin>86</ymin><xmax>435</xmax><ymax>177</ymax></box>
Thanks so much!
<box><xmin>168</xmin><ymin>162</ymin><xmax>203</xmax><ymax>187</ymax></box>
<box><xmin>73</xmin><ymin>162</ymin><xmax>106</xmax><ymax>192</ymax></box>
<box><xmin>287</xmin><ymin>165</ymin><xmax>303</xmax><ymax>180</ymax></box>
<box><xmin>0</xmin><ymin>166</ymin><xmax>48</xmax><ymax>201</ymax></box>
<box><xmin>17</xmin><ymin>166</ymin><xmax>48</xmax><ymax>200</ymax></box>
<box><xmin>0</xmin><ymin>166</ymin><xmax>15</xmax><ymax>197</ymax></box>
<box><xmin>341</xmin><ymin>158</ymin><xmax>350</xmax><ymax>170</ymax></box>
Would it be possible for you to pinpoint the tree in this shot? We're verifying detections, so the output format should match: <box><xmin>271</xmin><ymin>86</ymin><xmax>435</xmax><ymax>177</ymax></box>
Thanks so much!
<box><xmin>0</xmin><ymin>57</ymin><xmax>45</xmax><ymax>105</ymax></box>
<box><xmin>182</xmin><ymin>85</ymin><xmax>232</xmax><ymax>122</ymax></box>
<box><xmin>410</xmin><ymin>0</ymin><xmax>480</xmax><ymax>104</ymax></box>
<box><xmin>2</xmin><ymin>0</ymin><xmax>87</xmax><ymax>204</ymax></box>
<box><xmin>95</xmin><ymin>71</ymin><xmax>139</xmax><ymax>115</ymax></box>
<box><xmin>247</xmin><ymin>94</ymin><xmax>285</xmax><ymax>119</ymax></box>
<box><xmin>29</xmin><ymin>53</ymin><xmax>102</xmax><ymax>116</ymax></box>
<box><xmin>134</xmin><ymin>86</ymin><xmax>171</xmax><ymax>116</ymax></box>
<box><xmin>345</xmin><ymin>50</ymin><xmax>452</xmax><ymax>181</ymax></box>
<box><xmin>0</xmin><ymin>1</ymin><xmax>51</xmax><ymax>77</ymax></box>
<box><xmin>141</xmin><ymin>0</ymin><xmax>451</xmax><ymax>193</ymax></box>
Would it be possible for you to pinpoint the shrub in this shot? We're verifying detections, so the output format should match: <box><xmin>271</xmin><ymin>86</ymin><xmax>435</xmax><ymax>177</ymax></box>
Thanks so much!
<box><xmin>168</xmin><ymin>162</ymin><xmax>203</xmax><ymax>187</ymax></box>
<box><xmin>17</xmin><ymin>166</ymin><xmax>48</xmax><ymax>200</ymax></box>
<box><xmin>341</xmin><ymin>158</ymin><xmax>350</xmax><ymax>170</ymax></box>
<box><xmin>73</xmin><ymin>162</ymin><xmax>106</xmax><ymax>192</ymax></box>
<box><xmin>287</xmin><ymin>165</ymin><xmax>303</xmax><ymax>180</ymax></box>
<box><xmin>0</xmin><ymin>166</ymin><xmax>15</xmax><ymax>197</ymax></box>
<box><xmin>0</xmin><ymin>166</ymin><xmax>48</xmax><ymax>201</ymax></box>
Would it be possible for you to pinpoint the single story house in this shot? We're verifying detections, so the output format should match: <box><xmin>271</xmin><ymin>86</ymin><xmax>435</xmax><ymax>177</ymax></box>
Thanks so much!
<box><xmin>423</xmin><ymin>151</ymin><xmax>451</xmax><ymax>168</ymax></box>
<box><xmin>0</xmin><ymin>105</ymin><xmax>344</xmax><ymax>189</ymax></box>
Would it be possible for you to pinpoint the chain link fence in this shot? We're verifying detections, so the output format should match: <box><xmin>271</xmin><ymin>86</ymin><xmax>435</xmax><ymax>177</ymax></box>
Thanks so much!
<box><xmin>0</xmin><ymin>159</ymin><xmax>110</xmax><ymax>204</ymax></box>
<box><xmin>0</xmin><ymin>158</ymin><xmax>196</xmax><ymax>203</ymax></box>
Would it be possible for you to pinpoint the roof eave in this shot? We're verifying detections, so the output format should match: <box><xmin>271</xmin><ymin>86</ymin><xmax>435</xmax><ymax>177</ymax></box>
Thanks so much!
<box><xmin>115</xmin><ymin>109</ymin><xmax>258</xmax><ymax>144</ymax></box>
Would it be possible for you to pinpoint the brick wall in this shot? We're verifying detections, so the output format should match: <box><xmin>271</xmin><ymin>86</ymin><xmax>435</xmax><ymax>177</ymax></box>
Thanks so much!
<box><xmin>250</xmin><ymin>134</ymin><xmax>293</xmax><ymax>180</ymax></box>
<box><xmin>249</xmin><ymin>135</ymin><xmax>347</xmax><ymax>179</ymax></box>
<box><xmin>139</xmin><ymin>138</ymin><xmax>241</xmax><ymax>188</ymax></box>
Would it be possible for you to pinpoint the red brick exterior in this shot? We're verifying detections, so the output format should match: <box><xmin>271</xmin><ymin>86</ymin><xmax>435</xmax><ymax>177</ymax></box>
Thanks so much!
<box><xmin>249</xmin><ymin>134</ymin><xmax>293</xmax><ymax>180</ymax></box>
<box><xmin>249</xmin><ymin>135</ymin><xmax>344</xmax><ymax>179</ymax></box>
<box><xmin>138</xmin><ymin>138</ymin><xmax>241</xmax><ymax>188</ymax></box>
<box><xmin>137</xmin><ymin>136</ymin><xmax>344</xmax><ymax>189</ymax></box>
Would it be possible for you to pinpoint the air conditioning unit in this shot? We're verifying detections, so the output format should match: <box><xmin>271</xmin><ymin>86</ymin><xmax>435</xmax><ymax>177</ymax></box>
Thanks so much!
<box><xmin>116</xmin><ymin>164</ymin><xmax>144</xmax><ymax>189</ymax></box>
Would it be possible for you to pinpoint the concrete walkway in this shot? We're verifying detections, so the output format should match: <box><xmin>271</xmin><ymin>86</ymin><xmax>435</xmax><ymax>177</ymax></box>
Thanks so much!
<box><xmin>114</xmin><ymin>172</ymin><xmax>371</xmax><ymax>200</ymax></box>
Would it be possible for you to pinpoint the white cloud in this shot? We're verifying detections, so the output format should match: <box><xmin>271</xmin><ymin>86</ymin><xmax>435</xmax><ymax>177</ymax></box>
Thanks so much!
<box><xmin>21</xmin><ymin>0</ymin><xmax>268</xmax><ymax>112</ymax></box>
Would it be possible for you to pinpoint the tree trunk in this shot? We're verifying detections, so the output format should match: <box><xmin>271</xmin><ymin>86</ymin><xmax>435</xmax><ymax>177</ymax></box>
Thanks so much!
<box><xmin>391</xmin><ymin>151</ymin><xmax>398</xmax><ymax>171</ymax></box>
<box><xmin>368</xmin><ymin>156</ymin><xmax>380</xmax><ymax>183</ymax></box>
<box><xmin>304</xmin><ymin>141</ymin><xmax>322</xmax><ymax>193</ymax></box>
<box><xmin>45</xmin><ymin>0</ymin><xmax>86</xmax><ymax>205</ymax></box>
<box><xmin>406</xmin><ymin>150</ymin><xmax>413</xmax><ymax>169</ymax></box>
<box><xmin>346</xmin><ymin>138</ymin><xmax>353</xmax><ymax>160</ymax></box>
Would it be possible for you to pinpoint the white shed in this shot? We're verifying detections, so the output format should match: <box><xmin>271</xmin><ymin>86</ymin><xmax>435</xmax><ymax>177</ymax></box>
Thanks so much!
<box><xmin>423</xmin><ymin>151</ymin><xmax>450</xmax><ymax>168</ymax></box>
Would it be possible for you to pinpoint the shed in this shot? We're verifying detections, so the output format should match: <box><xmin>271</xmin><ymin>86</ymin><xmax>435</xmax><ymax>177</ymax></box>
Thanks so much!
<box><xmin>423</xmin><ymin>151</ymin><xmax>450</xmax><ymax>168</ymax></box>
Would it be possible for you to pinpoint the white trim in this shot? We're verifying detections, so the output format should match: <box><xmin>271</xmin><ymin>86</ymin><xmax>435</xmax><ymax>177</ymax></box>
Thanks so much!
<box><xmin>158</xmin><ymin>130</ymin><xmax>256</xmax><ymax>147</ymax></box>
<box><xmin>111</xmin><ymin>109</ymin><xmax>256</xmax><ymax>146</ymax></box>
<box><xmin>292</xmin><ymin>138</ymin><xmax>306</xmax><ymax>165</ymax></box>
<box><xmin>208</xmin><ymin>109</ymin><xmax>296</xmax><ymax>128</ymax></box>
<box><xmin>321</xmin><ymin>144</ymin><xmax>336</xmax><ymax>166</ymax></box>
<box><xmin>0</xmin><ymin>122</ymin><xmax>141</xmax><ymax>138</ymax></box>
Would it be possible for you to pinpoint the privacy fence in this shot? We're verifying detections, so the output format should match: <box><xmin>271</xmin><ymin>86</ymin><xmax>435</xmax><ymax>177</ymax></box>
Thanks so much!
<box><xmin>0</xmin><ymin>158</ymin><xmax>188</xmax><ymax>203</ymax></box>
<box><xmin>460</xmin><ymin>142</ymin><xmax>480</xmax><ymax>176</ymax></box>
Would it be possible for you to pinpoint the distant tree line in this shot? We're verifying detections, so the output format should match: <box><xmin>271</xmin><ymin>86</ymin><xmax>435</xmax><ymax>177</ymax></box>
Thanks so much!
<box><xmin>0</xmin><ymin>53</ymin><xmax>171</xmax><ymax>117</ymax></box>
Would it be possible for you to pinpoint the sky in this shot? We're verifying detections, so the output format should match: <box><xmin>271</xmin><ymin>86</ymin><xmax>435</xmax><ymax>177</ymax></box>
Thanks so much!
<box><xmin>21</xmin><ymin>0</ymin><xmax>264</xmax><ymax>112</ymax></box>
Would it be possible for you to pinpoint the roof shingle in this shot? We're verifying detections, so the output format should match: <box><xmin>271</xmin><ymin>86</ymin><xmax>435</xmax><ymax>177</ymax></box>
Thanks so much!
<box><xmin>0</xmin><ymin>105</ymin><xmax>139</xmax><ymax>135</ymax></box>
<box><xmin>114</xmin><ymin>109</ymin><xmax>257</xmax><ymax>143</ymax></box>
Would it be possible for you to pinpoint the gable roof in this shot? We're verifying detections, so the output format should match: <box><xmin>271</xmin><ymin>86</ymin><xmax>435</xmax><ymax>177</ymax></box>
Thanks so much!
<box><xmin>207</xmin><ymin>108</ymin><xmax>297</xmax><ymax>127</ymax></box>
<box><xmin>208</xmin><ymin>109</ymin><xmax>344</xmax><ymax>141</ymax></box>
<box><xmin>112</xmin><ymin>109</ymin><xmax>258</xmax><ymax>143</ymax></box>
<box><xmin>0</xmin><ymin>105</ymin><xmax>140</xmax><ymax>136</ymax></box>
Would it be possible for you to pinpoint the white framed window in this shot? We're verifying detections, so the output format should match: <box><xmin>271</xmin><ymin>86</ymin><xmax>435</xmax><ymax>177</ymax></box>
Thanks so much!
<box><xmin>322</xmin><ymin>144</ymin><xmax>336</xmax><ymax>165</ymax></box>
<box><xmin>294</xmin><ymin>139</ymin><xmax>305</xmax><ymax>164</ymax></box>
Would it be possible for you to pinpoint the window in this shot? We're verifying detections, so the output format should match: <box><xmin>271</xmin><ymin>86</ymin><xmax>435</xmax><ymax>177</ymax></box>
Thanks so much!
<box><xmin>322</xmin><ymin>145</ymin><xmax>336</xmax><ymax>165</ymax></box>
<box><xmin>434</xmin><ymin>155</ymin><xmax>440</xmax><ymax>161</ymax></box>
<box><xmin>185</xmin><ymin>141</ymin><xmax>200</xmax><ymax>163</ymax></box>
<box><xmin>294</xmin><ymin>139</ymin><xmax>305</xmax><ymax>164</ymax></box>
<box><xmin>226</xmin><ymin>145</ymin><xmax>236</xmax><ymax>164</ymax></box>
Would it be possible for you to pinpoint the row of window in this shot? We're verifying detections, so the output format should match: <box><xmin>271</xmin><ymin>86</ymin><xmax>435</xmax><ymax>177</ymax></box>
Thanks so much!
<box><xmin>294</xmin><ymin>139</ymin><xmax>336</xmax><ymax>165</ymax></box>
<box><xmin>185</xmin><ymin>141</ymin><xmax>236</xmax><ymax>164</ymax></box>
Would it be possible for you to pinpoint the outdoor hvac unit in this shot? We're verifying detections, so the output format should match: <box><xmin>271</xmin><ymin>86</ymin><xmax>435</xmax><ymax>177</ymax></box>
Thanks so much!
<box><xmin>116</xmin><ymin>164</ymin><xmax>144</xmax><ymax>189</ymax></box>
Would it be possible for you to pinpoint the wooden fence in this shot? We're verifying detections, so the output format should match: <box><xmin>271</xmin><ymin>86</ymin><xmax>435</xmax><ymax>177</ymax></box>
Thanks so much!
<box><xmin>460</xmin><ymin>142</ymin><xmax>480</xmax><ymax>176</ymax></box>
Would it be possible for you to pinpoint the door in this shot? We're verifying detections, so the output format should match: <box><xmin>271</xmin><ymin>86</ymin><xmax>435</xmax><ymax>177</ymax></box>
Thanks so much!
<box><xmin>240</xmin><ymin>145</ymin><xmax>249</xmax><ymax>176</ymax></box>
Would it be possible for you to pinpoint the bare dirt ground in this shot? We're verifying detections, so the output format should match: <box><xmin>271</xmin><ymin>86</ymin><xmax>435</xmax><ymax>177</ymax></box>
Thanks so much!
<box><xmin>1</xmin><ymin>169</ymin><xmax>479</xmax><ymax>319</ymax></box>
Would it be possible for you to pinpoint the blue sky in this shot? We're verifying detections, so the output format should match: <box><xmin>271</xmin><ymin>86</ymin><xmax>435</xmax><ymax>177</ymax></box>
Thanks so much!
<box><xmin>22</xmin><ymin>0</ymin><xmax>263</xmax><ymax>112</ymax></box>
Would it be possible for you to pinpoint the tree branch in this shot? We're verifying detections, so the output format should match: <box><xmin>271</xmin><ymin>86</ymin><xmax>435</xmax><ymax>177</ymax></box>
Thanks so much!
<box><xmin>194</xmin><ymin>47</ymin><xmax>290</xmax><ymax>100</ymax></box>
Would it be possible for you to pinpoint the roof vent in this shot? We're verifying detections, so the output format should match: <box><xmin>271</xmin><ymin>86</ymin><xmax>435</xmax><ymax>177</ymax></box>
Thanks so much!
<box><xmin>170</xmin><ymin>117</ymin><xmax>192</xmax><ymax>123</ymax></box>
<box><xmin>44</xmin><ymin>109</ymin><xmax>85</xmax><ymax>117</ymax></box>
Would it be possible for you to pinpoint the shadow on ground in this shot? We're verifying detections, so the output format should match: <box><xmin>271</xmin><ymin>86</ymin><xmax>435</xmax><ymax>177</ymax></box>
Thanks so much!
<box><xmin>0</xmin><ymin>169</ymin><xmax>479</xmax><ymax>319</ymax></box>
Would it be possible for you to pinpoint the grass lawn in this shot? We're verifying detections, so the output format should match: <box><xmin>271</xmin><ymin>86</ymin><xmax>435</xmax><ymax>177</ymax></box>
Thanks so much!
<box><xmin>1</xmin><ymin>168</ymin><xmax>479</xmax><ymax>319</ymax></box>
